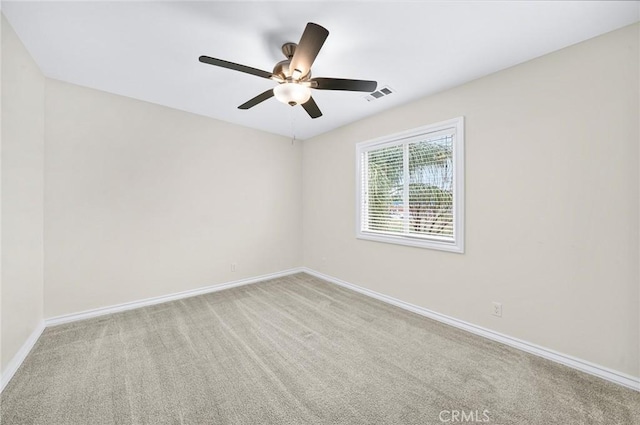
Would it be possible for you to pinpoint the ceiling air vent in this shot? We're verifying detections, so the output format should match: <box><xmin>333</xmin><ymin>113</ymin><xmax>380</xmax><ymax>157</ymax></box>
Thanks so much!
<box><xmin>365</xmin><ymin>85</ymin><xmax>394</xmax><ymax>102</ymax></box>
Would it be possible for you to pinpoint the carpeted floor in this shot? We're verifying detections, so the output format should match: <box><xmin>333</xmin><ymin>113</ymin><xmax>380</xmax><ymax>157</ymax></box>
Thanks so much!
<box><xmin>1</xmin><ymin>273</ymin><xmax>638</xmax><ymax>424</ymax></box>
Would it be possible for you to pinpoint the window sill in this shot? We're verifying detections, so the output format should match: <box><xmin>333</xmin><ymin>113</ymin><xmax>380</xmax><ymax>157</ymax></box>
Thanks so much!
<box><xmin>356</xmin><ymin>231</ymin><xmax>464</xmax><ymax>253</ymax></box>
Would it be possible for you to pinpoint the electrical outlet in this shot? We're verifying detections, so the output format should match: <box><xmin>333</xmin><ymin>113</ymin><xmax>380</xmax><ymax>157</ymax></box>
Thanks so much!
<box><xmin>231</xmin><ymin>263</ymin><xmax>237</xmax><ymax>272</ymax></box>
<box><xmin>492</xmin><ymin>302</ymin><xmax>502</xmax><ymax>317</ymax></box>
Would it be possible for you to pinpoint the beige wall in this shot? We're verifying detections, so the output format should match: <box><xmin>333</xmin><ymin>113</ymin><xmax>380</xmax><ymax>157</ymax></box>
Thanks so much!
<box><xmin>1</xmin><ymin>16</ymin><xmax>45</xmax><ymax>373</ymax></box>
<box><xmin>302</xmin><ymin>24</ymin><xmax>640</xmax><ymax>377</ymax></box>
<box><xmin>44</xmin><ymin>80</ymin><xmax>302</xmax><ymax>318</ymax></box>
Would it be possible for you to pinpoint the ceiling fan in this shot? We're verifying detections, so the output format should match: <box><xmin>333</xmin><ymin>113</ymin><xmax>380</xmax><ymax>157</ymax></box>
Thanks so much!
<box><xmin>199</xmin><ymin>22</ymin><xmax>377</xmax><ymax>119</ymax></box>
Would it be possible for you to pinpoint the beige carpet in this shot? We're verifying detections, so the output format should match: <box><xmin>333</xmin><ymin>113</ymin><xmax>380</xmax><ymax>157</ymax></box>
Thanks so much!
<box><xmin>1</xmin><ymin>273</ymin><xmax>638</xmax><ymax>424</ymax></box>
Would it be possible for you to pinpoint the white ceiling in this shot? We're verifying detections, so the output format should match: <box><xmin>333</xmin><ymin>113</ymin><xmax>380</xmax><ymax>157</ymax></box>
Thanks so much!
<box><xmin>3</xmin><ymin>1</ymin><xmax>639</xmax><ymax>140</ymax></box>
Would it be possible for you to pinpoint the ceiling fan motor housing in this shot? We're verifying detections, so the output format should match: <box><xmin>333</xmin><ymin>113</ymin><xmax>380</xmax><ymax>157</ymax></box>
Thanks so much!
<box><xmin>273</xmin><ymin>43</ymin><xmax>311</xmax><ymax>81</ymax></box>
<box><xmin>272</xmin><ymin>60</ymin><xmax>291</xmax><ymax>79</ymax></box>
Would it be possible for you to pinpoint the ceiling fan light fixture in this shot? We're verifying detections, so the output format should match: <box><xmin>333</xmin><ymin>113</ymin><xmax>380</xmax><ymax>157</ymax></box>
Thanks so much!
<box><xmin>273</xmin><ymin>82</ymin><xmax>311</xmax><ymax>106</ymax></box>
<box><xmin>200</xmin><ymin>22</ymin><xmax>376</xmax><ymax>118</ymax></box>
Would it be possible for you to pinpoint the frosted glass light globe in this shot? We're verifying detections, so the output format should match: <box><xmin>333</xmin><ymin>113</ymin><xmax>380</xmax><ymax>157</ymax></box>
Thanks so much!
<box><xmin>273</xmin><ymin>83</ymin><xmax>311</xmax><ymax>106</ymax></box>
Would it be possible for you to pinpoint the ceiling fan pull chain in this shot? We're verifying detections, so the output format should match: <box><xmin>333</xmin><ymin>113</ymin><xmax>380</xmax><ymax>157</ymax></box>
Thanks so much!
<box><xmin>291</xmin><ymin>107</ymin><xmax>297</xmax><ymax>144</ymax></box>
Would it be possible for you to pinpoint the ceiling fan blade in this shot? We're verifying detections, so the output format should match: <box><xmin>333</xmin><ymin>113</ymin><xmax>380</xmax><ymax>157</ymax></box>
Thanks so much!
<box><xmin>238</xmin><ymin>89</ymin><xmax>274</xmax><ymax>109</ymax></box>
<box><xmin>311</xmin><ymin>77</ymin><xmax>377</xmax><ymax>92</ymax></box>
<box><xmin>199</xmin><ymin>56</ymin><xmax>273</xmax><ymax>80</ymax></box>
<box><xmin>289</xmin><ymin>23</ymin><xmax>329</xmax><ymax>78</ymax></box>
<box><xmin>301</xmin><ymin>96</ymin><xmax>322</xmax><ymax>119</ymax></box>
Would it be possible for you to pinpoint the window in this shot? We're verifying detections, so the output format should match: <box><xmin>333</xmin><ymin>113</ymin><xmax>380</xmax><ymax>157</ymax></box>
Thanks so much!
<box><xmin>356</xmin><ymin>117</ymin><xmax>464</xmax><ymax>252</ymax></box>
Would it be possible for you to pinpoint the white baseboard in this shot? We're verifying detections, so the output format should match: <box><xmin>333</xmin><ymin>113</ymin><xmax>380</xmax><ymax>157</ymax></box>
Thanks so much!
<box><xmin>45</xmin><ymin>268</ymin><xmax>304</xmax><ymax>327</ymax></box>
<box><xmin>1</xmin><ymin>321</ymin><xmax>46</xmax><ymax>393</ymax></box>
<box><xmin>301</xmin><ymin>267</ymin><xmax>640</xmax><ymax>392</ymax></box>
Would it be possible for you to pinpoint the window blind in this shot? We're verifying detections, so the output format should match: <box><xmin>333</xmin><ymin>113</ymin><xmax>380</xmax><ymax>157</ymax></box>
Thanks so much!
<box><xmin>361</xmin><ymin>133</ymin><xmax>455</xmax><ymax>242</ymax></box>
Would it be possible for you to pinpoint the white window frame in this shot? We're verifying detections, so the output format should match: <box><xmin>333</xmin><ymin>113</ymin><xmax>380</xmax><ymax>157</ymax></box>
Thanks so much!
<box><xmin>355</xmin><ymin>117</ymin><xmax>464</xmax><ymax>253</ymax></box>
